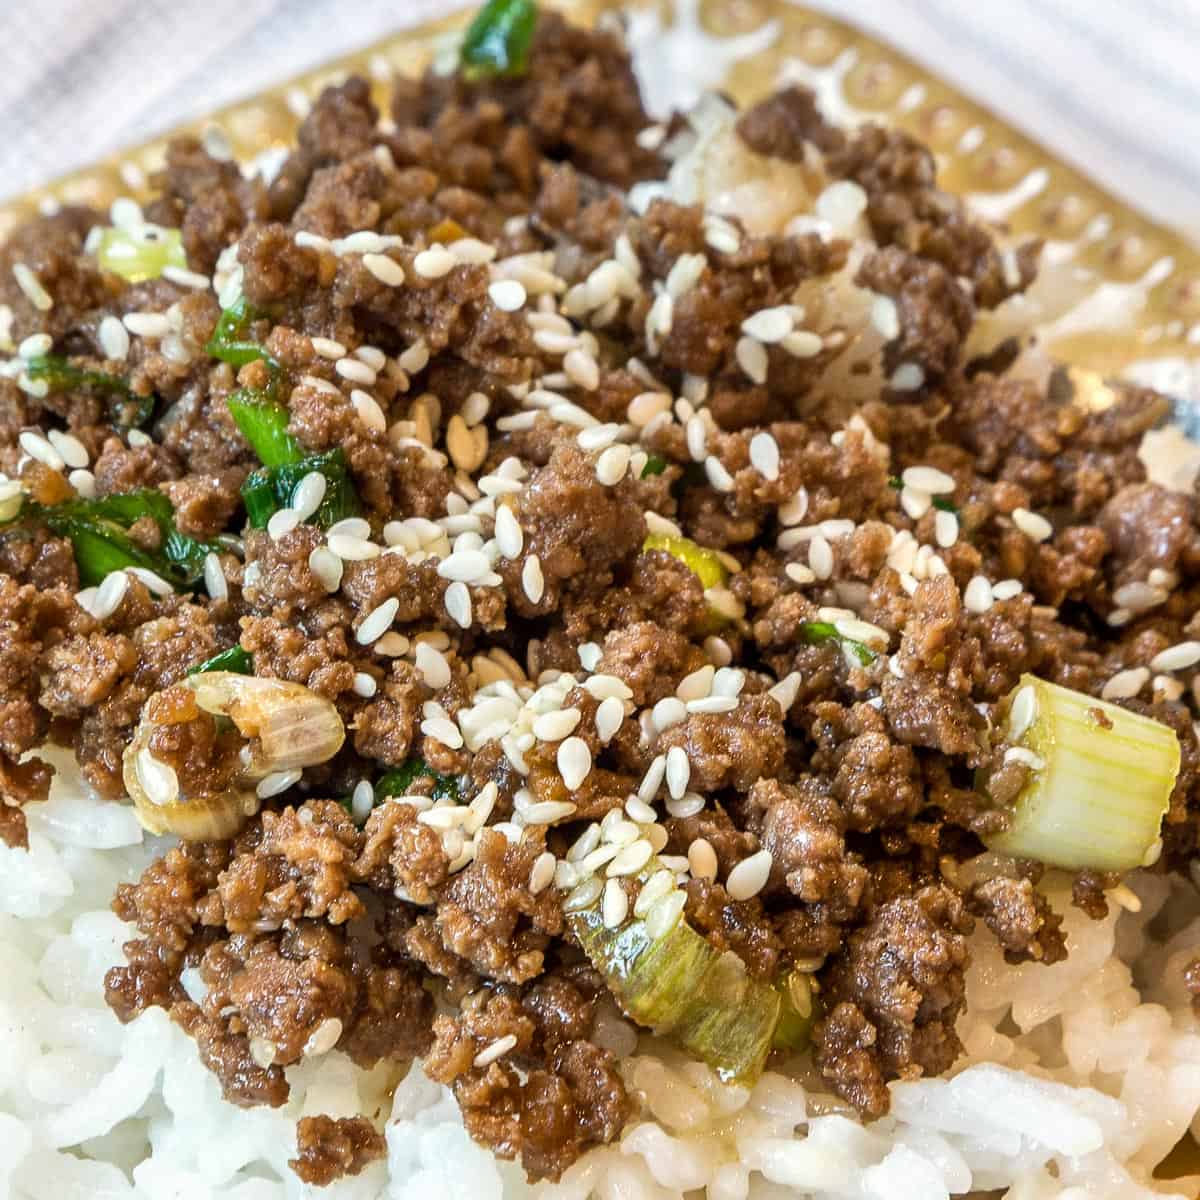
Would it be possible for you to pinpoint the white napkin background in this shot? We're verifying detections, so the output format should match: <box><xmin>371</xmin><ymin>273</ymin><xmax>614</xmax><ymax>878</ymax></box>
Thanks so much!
<box><xmin>0</xmin><ymin>0</ymin><xmax>1195</xmax><ymax>243</ymax></box>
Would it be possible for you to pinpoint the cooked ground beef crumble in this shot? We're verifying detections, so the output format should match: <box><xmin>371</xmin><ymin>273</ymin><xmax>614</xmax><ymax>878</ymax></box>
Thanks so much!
<box><xmin>0</xmin><ymin>7</ymin><xmax>1196</xmax><ymax>1188</ymax></box>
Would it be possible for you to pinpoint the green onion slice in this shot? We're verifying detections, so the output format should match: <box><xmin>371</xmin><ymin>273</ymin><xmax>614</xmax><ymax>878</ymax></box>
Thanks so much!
<box><xmin>643</xmin><ymin>532</ymin><xmax>728</xmax><ymax>590</ymax></box>
<box><xmin>640</xmin><ymin>454</ymin><xmax>668</xmax><ymax>478</ymax></box>
<box><xmin>241</xmin><ymin>448</ymin><xmax>361</xmax><ymax>530</ymax></box>
<box><xmin>460</xmin><ymin>0</ymin><xmax>538</xmax><ymax>80</ymax></box>
<box><xmin>25</xmin><ymin>354</ymin><xmax>153</xmax><ymax>429</ymax></box>
<box><xmin>227</xmin><ymin>391</ymin><xmax>304</xmax><ymax>468</ymax></box>
<box><xmin>772</xmin><ymin>970</ymin><xmax>819</xmax><ymax>1051</ymax></box>
<box><xmin>982</xmin><ymin>674</ymin><xmax>1180</xmax><ymax>872</ymax></box>
<box><xmin>189</xmin><ymin>645</ymin><xmax>253</xmax><ymax>676</ymax></box>
<box><xmin>377</xmin><ymin>758</ymin><xmax>461</xmax><ymax>803</ymax></box>
<box><xmin>568</xmin><ymin>879</ymin><xmax>781</xmax><ymax>1086</ymax></box>
<box><xmin>206</xmin><ymin>296</ymin><xmax>276</xmax><ymax>369</ymax></box>
<box><xmin>3</xmin><ymin>490</ymin><xmax>218</xmax><ymax>590</ymax></box>
<box><xmin>96</xmin><ymin>224</ymin><xmax>187</xmax><ymax>283</ymax></box>
<box><xmin>799</xmin><ymin>620</ymin><xmax>875</xmax><ymax>667</ymax></box>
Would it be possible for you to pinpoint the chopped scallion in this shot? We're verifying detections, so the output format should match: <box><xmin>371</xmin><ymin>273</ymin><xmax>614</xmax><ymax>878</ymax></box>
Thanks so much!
<box><xmin>569</xmin><ymin>881</ymin><xmax>780</xmax><ymax>1085</ymax></box>
<box><xmin>643</xmin><ymin>532</ymin><xmax>728</xmax><ymax>590</ymax></box>
<box><xmin>241</xmin><ymin>448</ymin><xmax>361</xmax><ymax>530</ymax></box>
<box><xmin>641</xmin><ymin>454</ymin><xmax>668</xmax><ymax>478</ymax></box>
<box><xmin>982</xmin><ymin>674</ymin><xmax>1180</xmax><ymax>871</ymax></box>
<box><xmin>189</xmin><ymin>645</ymin><xmax>253</xmax><ymax>676</ymax></box>
<box><xmin>377</xmin><ymin>758</ymin><xmax>461</xmax><ymax>803</ymax></box>
<box><xmin>460</xmin><ymin>0</ymin><xmax>538</xmax><ymax>81</ymax></box>
<box><xmin>96</xmin><ymin>224</ymin><xmax>187</xmax><ymax>283</ymax></box>
<box><xmin>25</xmin><ymin>354</ymin><xmax>153</xmax><ymax>428</ymax></box>
<box><xmin>227</xmin><ymin>391</ymin><xmax>305</xmax><ymax>468</ymax></box>
<box><xmin>206</xmin><ymin>296</ymin><xmax>276</xmax><ymax>369</ymax></box>
<box><xmin>799</xmin><ymin>620</ymin><xmax>875</xmax><ymax>667</ymax></box>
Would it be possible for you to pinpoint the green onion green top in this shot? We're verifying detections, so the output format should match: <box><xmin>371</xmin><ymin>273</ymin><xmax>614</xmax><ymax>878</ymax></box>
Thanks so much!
<box><xmin>188</xmin><ymin>645</ymin><xmax>253</xmax><ymax>677</ymax></box>
<box><xmin>206</xmin><ymin>296</ymin><xmax>277</xmax><ymax>369</ymax></box>
<box><xmin>799</xmin><ymin>620</ymin><xmax>875</xmax><ymax>667</ymax></box>
<box><xmin>242</xmin><ymin>449</ymin><xmax>361</xmax><ymax>530</ymax></box>
<box><xmin>227</xmin><ymin>392</ymin><xmax>305</xmax><ymax>469</ymax></box>
<box><xmin>640</xmin><ymin>453</ymin><xmax>668</xmax><ymax>478</ymax></box>
<box><xmin>26</xmin><ymin>355</ymin><xmax>153</xmax><ymax>429</ymax></box>
<box><xmin>377</xmin><ymin>759</ymin><xmax>462</xmax><ymax>804</ymax></box>
<box><xmin>460</xmin><ymin>0</ymin><xmax>539</xmax><ymax>80</ymax></box>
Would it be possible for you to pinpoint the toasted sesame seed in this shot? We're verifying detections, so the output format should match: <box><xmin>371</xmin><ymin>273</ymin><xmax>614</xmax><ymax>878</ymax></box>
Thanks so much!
<box><xmin>652</xmin><ymin>696</ymin><xmax>687</xmax><ymax>732</ymax></box>
<box><xmin>311</xmin><ymin>336</ymin><xmax>346</xmax><ymax>359</ymax></box>
<box><xmin>352</xmin><ymin>672</ymin><xmax>378</xmax><ymax>699</ymax></box>
<box><xmin>421</xmin><ymin>715</ymin><xmax>464</xmax><ymax>749</ymax></box>
<box><xmin>1004</xmin><ymin>746</ymin><xmax>1045</xmax><ymax>770</ymax></box>
<box><xmin>645</xmin><ymin>889</ymin><xmax>687</xmax><ymax>938</ymax></box>
<box><xmin>474</xmin><ymin>1034</ymin><xmax>518</xmax><ymax>1068</ymax></box>
<box><xmin>522</xmin><ymin>555</ymin><xmax>545</xmax><ymax>604</ymax></box>
<box><xmin>437</xmin><ymin>549</ymin><xmax>490</xmax><ymax>583</ymax></box>
<box><xmin>705</xmin><ymin>455</ymin><xmax>735</xmax><ymax>493</ymax></box>
<box><xmin>962</xmin><ymin>576</ymin><xmax>993</xmax><ymax>613</ymax></box>
<box><xmin>676</xmin><ymin>665</ymin><xmax>715</xmax><ymax>702</ymax></box>
<box><xmin>306</xmin><ymin>547</ymin><xmax>344</xmax><ymax>593</ymax></box>
<box><xmin>19</xmin><ymin>430</ymin><xmax>64</xmax><ymax>471</ymax></box>
<box><xmin>767</xmin><ymin>671</ymin><xmax>802</xmax><ymax>713</ymax></box>
<box><xmin>727</xmin><ymin>850</ymin><xmax>772</xmax><ymax>900</ymax></box>
<box><xmin>13</xmin><ymin>263</ymin><xmax>52</xmax><ymax>311</ymax></box>
<box><xmin>638</xmin><ymin>755</ymin><xmax>667</xmax><ymax>803</ymax></box>
<box><xmin>749</xmin><ymin>432</ymin><xmax>780</xmax><ymax>481</ymax></box>
<box><xmin>529</xmin><ymin>851</ymin><xmax>557</xmax><ymax>895</ymax></box>
<box><xmin>1013</xmin><ymin>507</ymin><xmax>1053</xmax><ymax>542</ymax></box>
<box><xmin>445</xmin><ymin>580</ymin><xmax>472</xmax><ymax>629</ymax></box>
<box><xmin>558</xmin><ymin>736</ymin><xmax>592</xmax><ymax>791</ymax></box>
<box><xmin>122</xmin><ymin>311</ymin><xmax>171</xmax><ymax>338</ymax></box>
<box><xmin>414</xmin><ymin>642</ymin><xmax>452</xmax><ymax>689</ymax></box>
<box><xmin>162</xmin><ymin>265</ymin><xmax>211</xmax><ymax>290</ymax></box>
<box><xmin>68</xmin><ymin>468</ymin><xmax>96</xmax><ymax>499</ymax></box>
<box><xmin>414</xmin><ymin>245</ymin><xmax>456</xmax><ymax>279</ymax></box>
<box><xmin>934</xmin><ymin>509</ymin><xmax>959</xmax><ymax>548</ymax></box>
<box><xmin>992</xmin><ymin>579</ymin><xmax>1024</xmax><ymax>602</ymax></box>
<box><xmin>1101</xmin><ymin>666</ymin><xmax>1150</xmax><ymax>700</ymax></box>
<box><xmin>361</xmin><ymin>252</ymin><xmax>404</xmax><ymax>286</ymax></box>
<box><xmin>870</xmin><ymin>294</ymin><xmax>900</xmax><ymax>340</ymax></box>
<box><xmin>256</xmin><ymin>769</ymin><xmax>301</xmax><ymax>799</ymax></box>
<box><xmin>596</xmin><ymin>444</ymin><xmax>631</xmax><ymax>486</ymax></box>
<box><xmin>46</xmin><ymin>429</ymin><xmax>88</xmax><ymax>469</ymax></box>
<box><xmin>627</xmin><ymin>391</ymin><xmax>672</xmax><ymax>426</ymax></box>
<box><xmin>1150</xmin><ymin>641</ymin><xmax>1200</xmax><ymax>673</ymax></box>
<box><xmin>735</xmin><ymin>335</ymin><xmax>768</xmax><ymax>384</ymax></box>
<box><xmin>902</xmin><ymin>466</ymin><xmax>955</xmax><ymax>495</ymax></box>
<box><xmin>742</xmin><ymin>307</ymin><xmax>793</xmax><ymax>343</ymax></box>
<box><xmin>808</xmin><ymin>534</ymin><xmax>834</xmax><ymax>580</ymax></box>
<box><xmin>607</xmin><ymin>838</ymin><xmax>653</xmax><ymax>877</ymax></box>
<box><xmin>665</xmin><ymin>745</ymin><xmax>690</xmax><ymax>800</ymax></box>
<box><xmin>1112</xmin><ymin>581</ymin><xmax>1167</xmax><ymax>611</ymax></box>
<box><xmin>202</xmin><ymin>552</ymin><xmax>228</xmax><ymax>603</ymax></box>
<box><xmin>688</xmin><ymin>838</ymin><xmax>718</xmax><ymax>881</ymax></box>
<box><xmin>593</xmin><ymin>695</ymin><xmax>624</xmax><ymax>744</ymax></box>
<box><xmin>602</xmin><ymin>878</ymin><xmax>629</xmax><ymax>928</ymax></box>
<box><xmin>1008</xmin><ymin>685</ymin><xmax>1038</xmax><ymax>739</ymax></box>
<box><xmin>891</xmin><ymin>363</ymin><xmax>925</xmax><ymax>391</ymax></box>
<box><xmin>534</xmin><ymin>707</ymin><xmax>582</xmax><ymax>742</ymax></box>
<box><xmin>356</xmin><ymin>597</ymin><xmax>399</xmax><ymax>645</ymax></box>
<box><xmin>564</xmin><ymin>876</ymin><xmax>604</xmax><ymax>913</ymax></box>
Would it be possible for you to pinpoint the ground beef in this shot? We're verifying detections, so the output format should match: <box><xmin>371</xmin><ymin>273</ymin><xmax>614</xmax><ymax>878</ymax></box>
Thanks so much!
<box><xmin>657</xmin><ymin>693</ymin><xmax>786</xmax><ymax>793</ymax></box>
<box><xmin>736</xmin><ymin>86</ymin><xmax>847</xmax><ymax>160</ymax></box>
<box><xmin>815</xmin><ymin>885</ymin><xmax>973</xmax><ymax>1117</ymax></box>
<box><xmin>290</xmin><ymin>1115</ymin><xmax>387</xmax><ymax>1186</ymax></box>
<box><xmin>967</xmin><ymin>874</ymin><xmax>1067</xmax><ymax>965</ymax></box>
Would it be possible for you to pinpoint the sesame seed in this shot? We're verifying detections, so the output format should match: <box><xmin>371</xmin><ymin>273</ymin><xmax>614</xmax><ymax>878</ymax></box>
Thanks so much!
<box><xmin>311</xmin><ymin>337</ymin><xmax>346</xmax><ymax>359</ymax></box>
<box><xmin>307</xmin><ymin>546</ymin><xmax>344</xmax><ymax>593</ymax></box>
<box><xmin>1013</xmin><ymin>507</ymin><xmax>1053</xmax><ymax>542</ymax></box>
<box><xmin>474</xmin><ymin>1034</ymin><xmax>518</xmax><ymax>1069</ymax></box>
<box><xmin>97</xmin><ymin>314</ymin><xmax>130</xmax><ymax>360</ymax></box>
<box><xmin>523</xmin><ymin>799</ymin><xmax>578</xmax><ymax>824</ymax></box>
<box><xmin>356</xmin><ymin>597</ymin><xmax>399</xmax><ymax>645</ymax></box>
<box><xmin>870</xmin><ymin>294</ymin><xmax>900</xmax><ymax>340</ymax></box>
<box><xmin>1150</xmin><ymin>641</ymin><xmax>1200</xmax><ymax>673</ymax></box>
<box><xmin>266</xmin><ymin>507</ymin><xmax>301</xmax><ymax>541</ymax></box>
<box><xmin>19</xmin><ymin>430</ymin><xmax>64</xmax><ymax>471</ymax></box>
<box><xmin>346</xmin><ymin>388</ymin><xmax>386</xmax><ymax>433</ymax></box>
<box><xmin>437</xmin><ymin>549</ymin><xmax>490</xmax><ymax>583</ymax></box>
<box><xmin>414</xmin><ymin>245</ymin><xmax>456</xmax><ymax>280</ymax></box>
<box><xmin>891</xmin><ymin>363</ymin><xmax>925</xmax><ymax>391</ymax></box>
<box><xmin>652</xmin><ymin>696</ymin><xmax>687</xmax><ymax>732</ymax></box>
<box><xmin>162</xmin><ymin>265</ymin><xmax>211</xmax><ymax>290</ymax></box>
<box><xmin>421</xmin><ymin>715</ymin><xmax>464</xmax><ymax>749</ymax></box>
<box><xmin>89</xmin><ymin>570</ymin><xmax>129</xmax><ymax>620</ymax></box>
<box><xmin>735</xmin><ymin>335</ymin><xmax>768</xmax><ymax>384</ymax></box>
<box><xmin>398</xmin><ymin>339</ymin><xmax>430</xmax><ymax>375</ymax></box>
<box><xmin>676</xmin><ymin>665</ymin><xmax>715</xmax><ymax>702</ymax></box>
<box><xmin>352</xmin><ymin>672</ymin><xmax>378</xmax><ymax>699</ymax></box>
<box><xmin>415</xmin><ymin>642</ymin><xmax>452</xmax><ymax>689</ymax></box>
<box><xmin>645</xmin><ymin>889</ymin><xmax>687</xmax><ymax>938</ymax></box>
<box><xmin>665</xmin><ymin>792</ymin><xmax>705</xmax><ymax>819</ymax></box>
<box><xmin>1008</xmin><ymin>685</ymin><xmax>1038</xmax><ymax>739</ymax></box>
<box><xmin>592</xmin><ymin>696</ymin><xmax>624</xmax><ymax>745</ymax></box>
<box><xmin>1101</xmin><ymin>666</ymin><xmax>1150</xmax><ymax>700</ymax></box>
<box><xmin>363</xmin><ymin>253</ymin><xmax>405</xmax><ymax>286</ymax></box>
<box><xmin>122</xmin><ymin>311</ymin><xmax>171</xmax><ymax>338</ymax></box>
<box><xmin>256</xmin><ymin>769</ymin><xmax>301</xmax><ymax>800</ymax></box>
<box><xmin>534</xmin><ymin>707</ymin><xmax>582</xmax><ymax>742</ymax></box>
<box><xmin>46</xmin><ymin>429</ymin><xmax>88</xmax><ymax>469</ymax></box>
<box><xmin>767</xmin><ymin>671</ymin><xmax>802</xmax><ymax>713</ymax></box>
<box><xmin>901</xmin><ymin>466</ymin><xmax>955</xmax><ymax>495</ymax></box>
<box><xmin>18</xmin><ymin>332</ymin><xmax>51</xmax><ymax>359</ymax></box>
<box><xmin>992</xmin><ymin>579</ymin><xmax>1024</xmax><ymax>602</ymax></box>
<box><xmin>351</xmin><ymin>780</ymin><xmax>375</xmax><ymax>823</ymax></box>
<box><xmin>558</xmin><ymin>736</ymin><xmax>592</xmax><ymax>791</ymax></box>
<box><xmin>727</xmin><ymin>850</ymin><xmax>772</xmax><ymax>900</ymax></box>
<box><xmin>564</xmin><ymin>347</ymin><xmax>600</xmax><ymax>391</ymax></box>
<box><xmin>596</xmin><ymin>444</ymin><xmax>631</xmax><ymax>486</ymax></box>
<box><xmin>665</xmin><ymin>745</ymin><xmax>690</xmax><ymax>800</ymax></box>
<box><xmin>741</xmin><ymin>307</ymin><xmax>793</xmax><ymax>343</ymax></box>
<box><xmin>934</xmin><ymin>509</ymin><xmax>959</xmax><ymax>548</ymax></box>
<box><xmin>522</xmin><ymin>555</ymin><xmax>545</xmax><ymax>604</ymax></box>
<box><xmin>688</xmin><ymin>838</ymin><xmax>718</xmax><ymax>881</ymax></box>
<box><xmin>602</xmin><ymin>878</ymin><xmax>629</xmax><ymax>928</ymax></box>
<box><xmin>335</xmin><ymin>357</ymin><xmax>376</xmax><ymax>386</ymax></box>
<box><xmin>638</xmin><ymin>755</ymin><xmax>667</xmax><ymax>803</ymax></box>
<box><xmin>627</xmin><ymin>391</ymin><xmax>672</xmax><ymax>426</ymax></box>
<box><xmin>808</xmin><ymin>534</ymin><xmax>834</xmax><ymax>580</ymax></box>
<box><xmin>529</xmin><ymin>851</ymin><xmax>557</xmax><ymax>895</ymax></box>
<box><xmin>564</xmin><ymin>876</ymin><xmax>604</xmax><ymax>913</ymax></box>
<box><xmin>291</xmin><ymin>471</ymin><xmax>328</xmax><ymax>522</ymax></box>
<box><xmin>705</xmin><ymin>455</ymin><xmax>735</xmax><ymax>493</ymax></box>
<box><xmin>203</xmin><ymin>552</ymin><xmax>228</xmax><ymax>602</ymax></box>
<box><xmin>13</xmin><ymin>263</ymin><xmax>52</xmax><ymax>311</ymax></box>
<box><xmin>1004</xmin><ymin>746</ymin><xmax>1045</xmax><ymax>771</ymax></box>
<box><xmin>68</xmin><ymin>468</ymin><xmax>96</xmax><ymax>499</ymax></box>
<box><xmin>445</xmin><ymin>580</ymin><xmax>472</xmax><ymax>629</ymax></box>
<box><xmin>493</xmin><ymin>504</ymin><xmax>524</xmax><ymax>559</ymax></box>
<box><xmin>607</xmin><ymin>838</ymin><xmax>653</xmax><ymax>877</ymax></box>
<box><xmin>749</xmin><ymin>432</ymin><xmax>780</xmax><ymax>481</ymax></box>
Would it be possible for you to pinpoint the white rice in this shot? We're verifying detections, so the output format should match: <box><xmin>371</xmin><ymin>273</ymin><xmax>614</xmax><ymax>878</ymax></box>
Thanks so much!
<box><xmin>2</xmin><ymin>749</ymin><xmax>1198</xmax><ymax>1199</ymax></box>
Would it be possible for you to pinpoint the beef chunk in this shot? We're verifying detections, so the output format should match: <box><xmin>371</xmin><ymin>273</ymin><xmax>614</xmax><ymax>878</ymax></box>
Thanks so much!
<box><xmin>290</xmin><ymin>1115</ymin><xmax>386</xmax><ymax>1186</ymax></box>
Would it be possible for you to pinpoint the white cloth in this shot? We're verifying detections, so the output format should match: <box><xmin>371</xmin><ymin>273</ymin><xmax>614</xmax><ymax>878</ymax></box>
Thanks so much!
<box><xmin>0</xmin><ymin>1</ymin><xmax>1195</xmax><ymax>243</ymax></box>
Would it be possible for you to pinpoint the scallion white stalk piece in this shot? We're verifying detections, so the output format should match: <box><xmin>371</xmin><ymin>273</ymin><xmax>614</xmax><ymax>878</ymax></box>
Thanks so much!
<box><xmin>983</xmin><ymin>674</ymin><xmax>1180</xmax><ymax>872</ymax></box>
<box><xmin>568</xmin><ymin>882</ymin><xmax>781</xmax><ymax>1085</ymax></box>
